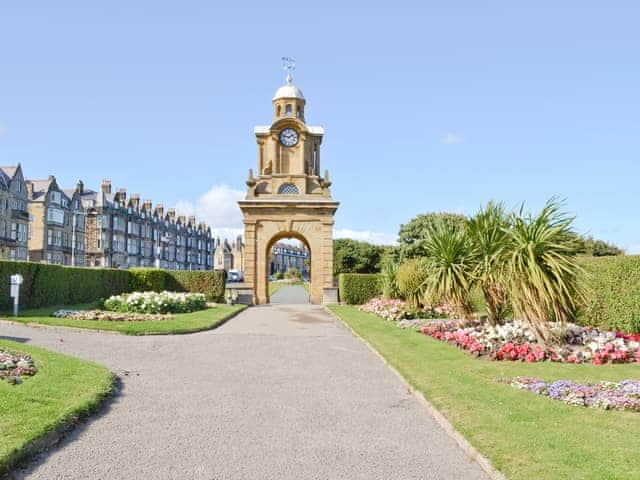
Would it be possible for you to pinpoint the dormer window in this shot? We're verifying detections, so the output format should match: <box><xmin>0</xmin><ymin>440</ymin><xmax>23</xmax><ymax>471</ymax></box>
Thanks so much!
<box><xmin>285</xmin><ymin>104</ymin><xmax>292</xmax><ymax>116</ymax></box>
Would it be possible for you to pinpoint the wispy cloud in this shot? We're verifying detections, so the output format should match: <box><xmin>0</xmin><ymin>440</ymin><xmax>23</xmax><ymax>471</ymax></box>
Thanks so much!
<box><xmin>175</xmin><ymin>184</ymin><xmax>244</xmax><ymax>239</ymax></box>
<box><xmin>441</xmin><ymin>132</ymin><xmax>464</xmax><ymax>145</ymax></box>
<box><xmin>334</xmin><ymin>228</ymin><xmax>396</xmax><ymax>245</ymax></box>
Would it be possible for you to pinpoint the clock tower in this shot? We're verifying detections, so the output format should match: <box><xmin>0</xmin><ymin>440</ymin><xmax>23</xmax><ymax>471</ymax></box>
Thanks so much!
<box><xmin>239</xmin><ymin>67</ymin><xmax>339</xmax><ymax>304</ymax></box>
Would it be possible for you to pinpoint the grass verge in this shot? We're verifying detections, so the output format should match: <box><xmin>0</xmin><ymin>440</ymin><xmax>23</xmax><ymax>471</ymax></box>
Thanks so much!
<box><xmin>329</xmin><ymin>305</ymin><xmax>640</xmax><ymax>480</ymax></box>
<box><xmin>2</xmin><ymin>304</ymin><xmax>246</xmax><ymax>335</ymax></box>
<box><xmin>0</xmin><ymin>340</ymin><xmax>114</xmax><ymax>475</ymax></box>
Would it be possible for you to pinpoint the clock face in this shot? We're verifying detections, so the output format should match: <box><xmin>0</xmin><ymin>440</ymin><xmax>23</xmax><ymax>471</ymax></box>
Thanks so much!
<box><xmin>279</xmin><ymin>128</ymin><xmax>299</xmax><ymax>147</ymax></box>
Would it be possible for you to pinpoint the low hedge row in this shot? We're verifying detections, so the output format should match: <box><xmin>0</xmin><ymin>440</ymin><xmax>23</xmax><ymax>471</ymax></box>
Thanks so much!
<box><xmin>577</xmin><ymin>255</ymin><xmax>640</xmax><ymax>332</ymax></box>
<box><xmin>0</xmin><ymin>262</ymin><xmax>227</xmax><ymax>312</ymax></box>
<box><xmin>129</xmin><ymin>268</ymin><xmax>226</xmax><ymax>301</ymax></box>
<box><xmin>338</xmin><ymin>273</ymin><xmax>381</xmax><ymax>305</ymax></box>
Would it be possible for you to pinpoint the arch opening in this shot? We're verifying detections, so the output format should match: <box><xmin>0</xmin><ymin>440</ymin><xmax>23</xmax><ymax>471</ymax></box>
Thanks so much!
<box><xmin>264</xmin><ymin>232</ymin><xmax>311</xmax><ymax>304</ymax></box>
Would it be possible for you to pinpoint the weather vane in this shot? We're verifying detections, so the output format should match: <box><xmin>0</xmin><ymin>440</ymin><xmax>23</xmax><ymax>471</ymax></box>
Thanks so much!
<box><xmin>282</xmin><ymin>56</ymin><xmax>296</xmax><ymax>84</ymax></box>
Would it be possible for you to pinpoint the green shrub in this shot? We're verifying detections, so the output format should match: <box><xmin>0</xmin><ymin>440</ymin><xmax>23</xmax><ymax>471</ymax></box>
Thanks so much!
<box><xmin>169</xmin><ymin>270</ymin><xmax>226</xmax><ymax>302</ymax></box>
<box><xmin>0</xmin><ymin>262</ymin><xmax>227</xmax><ymax>312</ymax></box>
<box><xmin>0</xmin><ymin>261</ymin><xmax>132</xmax><ymax>311</ymax></box>
<box><xmin>129</xmin><ymin>268</ymin><xmax>172</xmax><ymax>292</ymax></box>
<box><xmin>577</xmin><ymin>255</ymin><xmax>640</xmax><ymax>331</ymax></box>
<box><xmin>338</xmin><ymin>273</ymin><xmax>381</xmax><ymax>305</ymax></box>
<box><xmin>396</xmin><ymin>259</ymin><xmax>429</xmax><ymax>309</ymax></box>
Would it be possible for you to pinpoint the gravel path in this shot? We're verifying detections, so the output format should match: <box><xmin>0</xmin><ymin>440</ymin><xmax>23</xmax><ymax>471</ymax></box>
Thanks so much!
<box><xmin>3</xmin><ymin>303</ymin><xmax>488</xmax><ymax>479</ymax></box>
<box><xmin>270</xmin><ymin>284</ymin><xmax>310</xmax><ymax>304</ymax></box>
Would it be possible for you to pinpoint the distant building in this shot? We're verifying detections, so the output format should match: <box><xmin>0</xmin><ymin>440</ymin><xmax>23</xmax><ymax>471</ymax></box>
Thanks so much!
<box><xmin>81</xmin><ymin>179</ymin><xmax>214</xmax><ymax>269</ymax></box>
<box><xmin>0</xmin><ymin>164</ymin><xmax>29</xmax><ymax>261</ymax></box>
<box><xmin>269</xmin><ymin>242</ymin><xmax>309</xmax><ymax>276</ymax></box>
<box><xmin>26</xmin><ymin>176</ymin><xmax>86</xmax><ymax>266</ymax></box>
<box><xmin>213</xmin><ymin>236</ymin><xmax>244</xmax><ymax>272</ymax></box>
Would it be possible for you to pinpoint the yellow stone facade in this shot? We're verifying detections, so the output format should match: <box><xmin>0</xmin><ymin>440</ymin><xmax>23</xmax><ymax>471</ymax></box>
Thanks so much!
<box><xmin>239</xmin><ymin>74</ymin><xmax>338</xmax><ymax>304</ymax></box>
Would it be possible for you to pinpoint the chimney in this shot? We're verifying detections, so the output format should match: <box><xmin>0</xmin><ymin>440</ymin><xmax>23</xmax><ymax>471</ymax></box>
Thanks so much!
<box><xmin>130</xmin><ymin>194</ymin><xmax>140</xmax><ymax>209</ymax></box>
<box><xmin>167</xmin><ymin>208</ymin><xmax>176</xmax><ymax>222</ymax></box>
<box><xmin>76</xmin><ymin>179</ymin><xmax>84</xmax><ymax>194</ymax></box>
<box><xmin>155</xmin><ymin>203</ymin><xmax>164</xmax><ymax>218</ymax></box>
<box><xmin>143</xmin><ymin>199</ymin><xmax>152</xmax><ymax>212</ymax></box>
<box><xmin>178</xmin><ymin>215</ymin><xmax>186</xmax><ymax>225</ymax></box>
<box><xmin>26</xmin><ymin>181</ymin><xmax>34</xmax><ymax>199</ymax></box>
<box><xmin>188</xmin><ymin>215</ymin><xmax>196</xmax><ymax>226</ymax></box>
<box><xmin>117</xmin><ymin>188</ymin><xmax>127</xmax><ymax>202</ymax></box>
<box><xmin>101</xmin><ymin>179</ymin><xmax>111</xmax><ymax>194</ymax></box>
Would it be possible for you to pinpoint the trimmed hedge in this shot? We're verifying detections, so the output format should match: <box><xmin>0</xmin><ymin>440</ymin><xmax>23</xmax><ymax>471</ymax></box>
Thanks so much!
<box><xmin>338</xmin><ymin>273</ymin><xmax>381</xmax><ymax>305</ymax></box>
<box><xmin>0</xmin><ymin>261</ymin><xmax>131</xmax><ymax>311</ymax></box>
<box><xmin>129</xmin><ymin>268</ymin><xmax>226</xmax><ymax>301</ymax></box>
<box><xmin>577</xmin><ymin>255</ymin><xmax>640</xmax><ymax>332</ymax></box>
<box><xmin>169</xmin><ymin>270</ymin><xmax>227</xmax><ymax>302</ymax></box>
<box><xmin>0</xmin><ymin>262</ymin><xmax>227</xmax><ymax>312</ymax></box>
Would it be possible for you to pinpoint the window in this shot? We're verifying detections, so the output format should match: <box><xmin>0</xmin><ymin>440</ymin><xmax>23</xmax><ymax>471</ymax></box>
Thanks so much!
<box><xmin>285</xmin><ymin>104</ymin><xmax>292</xmax><ymax>116</ymax></box>
<box><xmin>277</xmin><ymin>105</ymin><xmax>281</xmax><ymax>117</ymax></box>
<box><xmin>50</xmin><ymin>191</ymin><xmax>61</xmax><ymax>204</ymax></box>
<box><xmin>278</xmin><ymin>183</ymin><xmax>299</xmax><ymax>195</ymax></box>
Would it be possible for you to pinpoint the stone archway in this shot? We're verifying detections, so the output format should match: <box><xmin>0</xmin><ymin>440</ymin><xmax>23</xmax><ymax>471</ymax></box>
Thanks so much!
<box><xmin>239</xmin><ymin>201</ymin><xmax>338</xmax><ymax>305</ymax></box>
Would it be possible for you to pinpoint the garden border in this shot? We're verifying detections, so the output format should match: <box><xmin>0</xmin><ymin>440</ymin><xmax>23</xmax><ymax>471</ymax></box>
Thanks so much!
<box><xmin>0</xmin><ymin>305</ymin><xmax>247</xmax><ymax>336</ymax></box>
<box><xmin>324</xmin><ymin>306</ymin><xmax>507</xmax><ymax>480</ymax></box>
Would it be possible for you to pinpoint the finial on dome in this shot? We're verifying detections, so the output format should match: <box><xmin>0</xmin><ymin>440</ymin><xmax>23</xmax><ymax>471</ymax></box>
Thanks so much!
<box><xmin>282</xmin><ymin>56</ymin><xmax>296</xmax><ymax>85</ymax></box>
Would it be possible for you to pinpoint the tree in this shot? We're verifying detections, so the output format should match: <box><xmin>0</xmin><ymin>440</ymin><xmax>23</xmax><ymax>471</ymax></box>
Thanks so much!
<box><xmin>332</xmin><ymin>239</ymin><xmax>386</xmax><ymax>276</ymax></box>
<box><xmin>505</xmin><ymin>199</ymin><xmax>584</xmax><ymax>345</ymax></box>
<box><xmin>397</xmin><ymin>212</ymin><xmax>467</xmax><ymax>260</ymax></box>
<box><xmin>466</xmin><ymin>201</ymin><xmax>510</xmax><ymax>325</ymax></box>
<box><xmin>574</xmin><ymin>235</ymin><xmax>624</xmax><ymax>257</ymax></box>
<box><xmin>420</xmin><ymin>222</ymin><xmax>476</xmax><ymax>319</ymax></box>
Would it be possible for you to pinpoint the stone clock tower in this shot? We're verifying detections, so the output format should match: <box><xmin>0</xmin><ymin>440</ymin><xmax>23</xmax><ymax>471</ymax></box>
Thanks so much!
<box><xmin>238</xmin><ymin>69</ymin><xmax>339</xmax><ymax>304</ymax></box>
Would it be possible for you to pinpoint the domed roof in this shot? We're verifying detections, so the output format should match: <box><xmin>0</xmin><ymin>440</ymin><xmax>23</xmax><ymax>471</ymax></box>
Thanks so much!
<box><xmin>273</xmin><ymin>73</ymin><xmax>305</xmax><ymax>101</ymax></box>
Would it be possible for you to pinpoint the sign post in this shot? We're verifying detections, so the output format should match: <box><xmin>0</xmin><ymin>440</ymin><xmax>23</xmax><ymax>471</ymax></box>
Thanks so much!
<box><xmin>10</xmin><ymin>274</ymin><xmax>23</xmax><ymax>317</ymax></box>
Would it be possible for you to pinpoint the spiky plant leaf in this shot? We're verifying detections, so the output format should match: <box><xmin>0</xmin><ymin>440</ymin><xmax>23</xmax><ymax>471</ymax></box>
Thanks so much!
<box><xmin>505</xmin><ymin>198</ymin><xmax>585</xmax><ymax>345</ymax></box>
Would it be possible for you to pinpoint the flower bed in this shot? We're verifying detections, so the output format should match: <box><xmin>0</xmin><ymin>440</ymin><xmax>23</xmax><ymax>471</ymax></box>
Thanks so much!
<box><xmin>103</xmin><ymin>291</ymin><xmax>206</xmax><ymax>314</ymax></box>
<box><xmin>359</xmin><ymin>297</ymin><xmax>453</xmax><ymax>322</ymax></box>
<box><xmin>419</xmin><ymin>320</ymin><xmax>640</xmax><ymax>364</ymax></box>
<box><xmin>505</xmin><ymin>377</ymin><xmax>640</xmax><ymax>412</ymax></box>
<box><xmin>52</xmin><ymin>309</ymin><xmax>174</xmax><ymax>322</ymax></box>
<box><xmin>0</xmin><ymin>350</ymin><xmax>37</xmax><ymax>385</ymax></box>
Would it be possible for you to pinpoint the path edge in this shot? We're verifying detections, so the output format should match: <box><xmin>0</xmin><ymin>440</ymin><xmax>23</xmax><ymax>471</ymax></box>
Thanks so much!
<box><xmin>324</xmin><ymin>306</ymin><xmax>508</xmax><ymax>480</ymax></box>
<box><xmin>0</xmin><ymin>305</ymin><xmax>247</xmax><ymax>337</ymax></box>
<box><xmin>0</xmin><ymin>376</ymin><xmax>120</xmax><ymax>479</ymax></box>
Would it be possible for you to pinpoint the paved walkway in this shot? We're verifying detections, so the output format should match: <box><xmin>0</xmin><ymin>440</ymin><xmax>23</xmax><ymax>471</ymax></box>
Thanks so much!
<box><xmin>3</xmin><ymin>303</ymin><xmax>487</xmax><ymax>479</ymax></box>
<box><xmin>270</xmin><ymin>284</ymin><xmax>310</xmax><ymax>304</ymax></box>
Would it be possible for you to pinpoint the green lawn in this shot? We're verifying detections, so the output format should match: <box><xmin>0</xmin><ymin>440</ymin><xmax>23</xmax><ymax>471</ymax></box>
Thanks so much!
<box><xmin>2</xmin><ymin>304</ymin><xmax>246</xmax><ymax>335</ymax></box>
<box><xmin>330</xmin><ymin>305</ymin><xmax>640</xmax><ymax>480</ymax></box>
<box><xmin>0</xmin><ymin>340</ymin><xmax>114</xmax><ymax>474</ymax></box>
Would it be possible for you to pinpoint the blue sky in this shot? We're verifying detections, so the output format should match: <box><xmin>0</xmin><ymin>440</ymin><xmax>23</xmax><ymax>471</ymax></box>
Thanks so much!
<box><xmin>1</xmin><ymin>2</ymin><xmax>639</xmax><ymax>251</ymax></box>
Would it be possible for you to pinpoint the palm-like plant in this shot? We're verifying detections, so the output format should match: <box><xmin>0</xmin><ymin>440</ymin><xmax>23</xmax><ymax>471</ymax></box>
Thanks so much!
<box><xmin>421</xmin><ymin>222</ymin><xmax>476</xmax><ymax>319</ymax></box>
<box><xmin>466</xmin><ymin>201</ymin><xmax>510</xmax><ymax>325</ymax></box>
<box><xmin>505</xmin><ymin>198</ymin><xmax>584</xmax><ymax>345</ymax></box>
<box><xmin>396</xmin><ymin>258</ymin><xmax>429</xmax><ymax>308</ymax></box>
<box><xmin>380</xmin><ymin>259</ymin><xmax>401</xmax><ymax>300</ymax></box>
